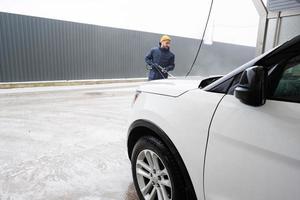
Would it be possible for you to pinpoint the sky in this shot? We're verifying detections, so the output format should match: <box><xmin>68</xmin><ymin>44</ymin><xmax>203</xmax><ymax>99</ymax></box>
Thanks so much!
<box><xmin>0</xmin><ymin>0</ymin><xmax>260</xmax><ymax>46</ymax></box>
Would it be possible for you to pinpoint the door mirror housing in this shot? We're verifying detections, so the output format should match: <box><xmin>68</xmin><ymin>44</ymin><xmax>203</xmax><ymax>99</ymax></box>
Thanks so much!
<box><xmin>234</xmin><ymin>66</ymin><xmax>266</xmax><ymax>106</ymax></box>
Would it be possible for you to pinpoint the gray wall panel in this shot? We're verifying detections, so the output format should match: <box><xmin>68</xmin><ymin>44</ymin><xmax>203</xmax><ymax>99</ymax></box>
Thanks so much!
<box><xmin>267</xmin><ymin>0</ymin><xmax>300</xmax><ymax>11</ymax></box>
<box><xmin>264</xmin><ymin>19</ymin><xmax>278</xmax><ymax>52</ymax></box>
<box><xmin>278</xmin><ymin>15</ymin><xmax>300</xmax><ymax>44</ymax></box>
<box><xmin>262</xmin><ymin>9</ymin><xmax>300</xmax><ymax>52</ymax></box>
<box><xmin>191</xmin><ymin>42</ymin><xmax>256</xmax><ymax>76</ymax></box>
<box><xmin>0</xmin><ymin>12</ymin><xmax>255</xmax><ymax>82</ymax></box>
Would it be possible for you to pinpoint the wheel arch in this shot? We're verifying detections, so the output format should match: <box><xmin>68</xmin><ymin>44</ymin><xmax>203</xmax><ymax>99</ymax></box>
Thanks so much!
<box><xmin>127</xmin><ymin>119</ymin><xmax>198</xmax><ymax>199</ymax></box>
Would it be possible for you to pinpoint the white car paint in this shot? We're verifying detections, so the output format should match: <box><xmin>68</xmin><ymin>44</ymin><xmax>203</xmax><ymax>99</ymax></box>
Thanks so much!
<box><xmin>205</xmin><ymin>95</ymin><xmax>300</xmax><ymax>200</ymax></box>
<box><xmin>127</xmin><ymin>35</ymin><xmax>300</xmax><ymax>200</ymax></box>
<box><xmin>129</xmin><ymin>80</ymin><xmax>225</xmax><ymax>199</ymax></box>
<box><xmin>137</xmin><ymin>79</ymin><xmax>202</xmax><ymax>97</ymax></box>
<box><xmin>128</xmin><ymin>76</ymin><xmax>300</xmax><ymax>200</ymax></box>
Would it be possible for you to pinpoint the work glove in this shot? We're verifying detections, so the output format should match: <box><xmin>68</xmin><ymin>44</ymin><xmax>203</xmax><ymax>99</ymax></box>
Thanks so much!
<box><xmin>148</xmin><ymin>63</ymin><xmax>159</xmax><ymax>70</ymax></box>
<box><xmin>161</xmin><ymin>68</ymin><xmax>168</xmax><ymax>73</ymax></box>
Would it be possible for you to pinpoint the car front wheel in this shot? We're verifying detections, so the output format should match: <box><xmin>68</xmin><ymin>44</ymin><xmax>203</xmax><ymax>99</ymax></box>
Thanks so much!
<box><xmin>131</xmin><ymin>136</ymin><xmax>186</xmax><ymax>200</ymax></box>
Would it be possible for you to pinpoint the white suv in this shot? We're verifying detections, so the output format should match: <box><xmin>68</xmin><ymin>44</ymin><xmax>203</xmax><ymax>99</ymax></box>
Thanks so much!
<box><xmin>127</xmin><ymin>35</ymin><xmax>300</xmax><ymax>200</ymax></box>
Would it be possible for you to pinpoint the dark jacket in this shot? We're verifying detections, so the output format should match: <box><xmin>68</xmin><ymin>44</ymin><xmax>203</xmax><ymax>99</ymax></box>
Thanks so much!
<box><xmin>145</xmin><ymin>47</ymin><xmax>175</xmax><ymax>80</ymax></box>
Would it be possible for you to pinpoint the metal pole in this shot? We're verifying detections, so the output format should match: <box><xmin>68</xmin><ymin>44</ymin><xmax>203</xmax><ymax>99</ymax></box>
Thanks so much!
<box><xmin>252</xmin><ymin>0</ymin><xmax>268</xmax><ymax>55</ymax></box>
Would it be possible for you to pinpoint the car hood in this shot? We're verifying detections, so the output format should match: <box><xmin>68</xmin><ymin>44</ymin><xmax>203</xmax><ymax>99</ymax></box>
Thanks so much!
<box><xmin>137</xmin><ymin>78</ymin><xmax>202</xmax><ymax>97</ymax></box>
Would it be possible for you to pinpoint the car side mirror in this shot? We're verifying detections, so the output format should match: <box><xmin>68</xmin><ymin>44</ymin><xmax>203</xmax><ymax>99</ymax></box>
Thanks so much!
<box><xmin>234</xmin><ymin>66</ymin><xmax>266</xmax><ymax>106</ymax></box>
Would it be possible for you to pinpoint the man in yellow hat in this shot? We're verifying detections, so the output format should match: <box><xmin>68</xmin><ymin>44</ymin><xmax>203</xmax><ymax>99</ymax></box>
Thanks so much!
<box><xmin>145</xmin><ymin>35</ymin><xmax>175</xmax><ymax>80</ymax></box>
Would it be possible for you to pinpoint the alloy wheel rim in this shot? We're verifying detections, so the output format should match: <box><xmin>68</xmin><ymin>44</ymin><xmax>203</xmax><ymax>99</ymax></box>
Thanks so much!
<box><xmin>136</xmin><ymin>149</ymin><xmax>172</xmax><ymax>200</ymax></box>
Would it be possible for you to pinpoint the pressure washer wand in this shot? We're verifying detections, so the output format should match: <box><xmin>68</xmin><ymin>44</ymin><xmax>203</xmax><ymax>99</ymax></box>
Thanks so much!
<box><xmin>156</xmin><ymin>64</ymin><xmax>176</xmax><ymax>78</ymax></box>
<box><xmin>147</xmin><ymin>64</ymin><xmax>176</xmax><ymax>79</ymax></box>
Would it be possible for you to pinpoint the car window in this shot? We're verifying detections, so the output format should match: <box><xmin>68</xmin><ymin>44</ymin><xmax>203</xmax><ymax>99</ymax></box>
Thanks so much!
<box><xmin>270</xmin><ymin>56</ymin><xmax>300</xmax><ymax>103</ymax></box>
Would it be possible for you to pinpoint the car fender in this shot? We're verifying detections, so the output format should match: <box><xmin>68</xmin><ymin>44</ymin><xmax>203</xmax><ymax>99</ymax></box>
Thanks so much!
<box><xmin>127</xmin><ymin>89</ymin><xmax>225</xmax><ymax>199</ymax></box>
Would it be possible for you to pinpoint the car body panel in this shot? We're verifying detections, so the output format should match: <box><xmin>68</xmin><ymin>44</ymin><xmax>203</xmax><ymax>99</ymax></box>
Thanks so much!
<box><xmin>128</xmin><ymin>88</ymin><xmax>225</xmax><ymax>199</ymax></box>
<box><xmin>127</xmin><ymin>35</ymin><xmax>300</xmax><ymax>200</ymax></box>
<box><xmin>205</xmin><ymin>95</ymin><xmax>300</xmax><ymax>200</ymax></box>
<box><xmin>137</xmin><ymin>79</ymin><xmax>202</xmax><ymax>97</ymax></box>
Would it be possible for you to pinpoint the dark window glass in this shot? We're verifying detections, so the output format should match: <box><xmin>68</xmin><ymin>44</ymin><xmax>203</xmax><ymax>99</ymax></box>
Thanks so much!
<box><xmin>269</xmin><ymin>56</ymin><xmax>300</xmax><ymax>103</ymax></box>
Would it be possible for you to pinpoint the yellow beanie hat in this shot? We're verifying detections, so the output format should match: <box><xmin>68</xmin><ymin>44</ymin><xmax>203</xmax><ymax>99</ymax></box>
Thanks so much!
<box><xmin>160</xmin><ymin>35</ymin><xmax>171</xmax><ymax>43</ymax></box>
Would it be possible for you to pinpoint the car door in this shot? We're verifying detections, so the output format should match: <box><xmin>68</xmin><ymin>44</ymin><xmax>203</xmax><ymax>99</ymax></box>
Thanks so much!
<box><xmin>204</xmin><ymin>55</ymin><xmax>300</xmax><ymax>200</ymax></box>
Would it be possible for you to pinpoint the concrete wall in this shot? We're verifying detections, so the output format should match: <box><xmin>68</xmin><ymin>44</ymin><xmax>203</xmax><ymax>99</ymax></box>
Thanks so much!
<box><xmin>0</xmin><ymin>12</ymin><xmax>256</xmax><ymax>82</ymax></box>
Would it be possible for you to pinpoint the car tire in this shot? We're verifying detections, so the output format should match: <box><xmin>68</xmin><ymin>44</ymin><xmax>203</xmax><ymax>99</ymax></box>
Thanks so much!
<box><xmin>131</xmin><ymin>136</ymin><xmax>187</xmax><ymax>200</ymax></box>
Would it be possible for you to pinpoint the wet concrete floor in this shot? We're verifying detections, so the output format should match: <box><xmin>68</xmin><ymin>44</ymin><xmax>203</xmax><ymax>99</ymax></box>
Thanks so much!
<box><xmin>0</xmin><ymin>83</ymin><xmax>141</xmax><ymax>200</ymax></box>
